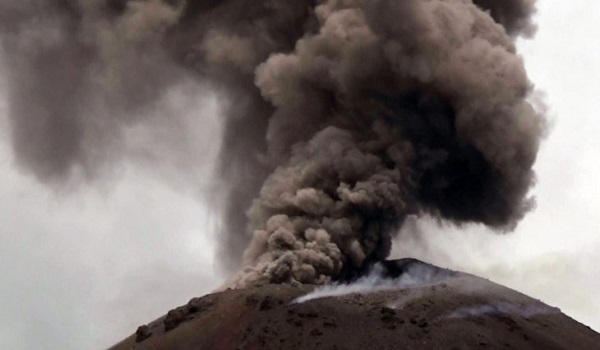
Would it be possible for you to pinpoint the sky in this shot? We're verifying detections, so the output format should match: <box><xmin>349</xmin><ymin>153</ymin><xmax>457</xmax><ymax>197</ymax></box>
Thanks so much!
<box><xmin>0</xmin><ymin>1</ymin><xmax>599</xmax><ymax>349</ymax></box>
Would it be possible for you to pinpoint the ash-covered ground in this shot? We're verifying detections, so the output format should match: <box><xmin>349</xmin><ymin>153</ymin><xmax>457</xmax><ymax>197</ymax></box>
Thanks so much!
<box><xmin>108</xmin><ymin>259</ymin><xmax>600</xmax><ymax>350</ymax></box>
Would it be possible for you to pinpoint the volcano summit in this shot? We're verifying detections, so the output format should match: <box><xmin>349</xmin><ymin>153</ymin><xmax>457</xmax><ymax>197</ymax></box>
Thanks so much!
<box><xmin>109</xmin><ymin>259</ymin><xmax>600</xmax><ymax>350</ymax></box>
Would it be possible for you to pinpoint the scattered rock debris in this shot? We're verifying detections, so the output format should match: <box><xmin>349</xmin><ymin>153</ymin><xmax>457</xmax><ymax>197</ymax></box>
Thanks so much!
<box><xmin>135</xmin><ymin>325</ymin><xmax>152</xmax><ymax>343</ymax></box>
<box><xmin>379</xmin><ymin>307</ymin><xmax>404</xmax><ymax>329</ymax></box>
<box><xmin>161</xmin><ymin>297</ymin><xmax>214</xmax><ymax>332</ymax></box>
<box><xmin>259</xmin><ymin>296</ymin><xmax>275</xmax><ymax>311</ymax></box>
<box><xmin>164</xmin><ymin>308</ymin><xmax>187</xmax><ymax>332</ymax></box>
<box><xmin>323</xmin><ymin>317</ymin><xmax>337</xmax><ymax>328</ymax></box>
<box><xmin>310</xmin><ymin>328</ymin><xmax>324</xmax><ymax>336</ymax></box>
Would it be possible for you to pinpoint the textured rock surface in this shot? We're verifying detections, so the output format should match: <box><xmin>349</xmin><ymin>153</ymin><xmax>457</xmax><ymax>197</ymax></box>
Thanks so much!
<box><xmin>108</xmin><ymin>261</ymin><xmax>600</xmax><ymax>350</ymax></box>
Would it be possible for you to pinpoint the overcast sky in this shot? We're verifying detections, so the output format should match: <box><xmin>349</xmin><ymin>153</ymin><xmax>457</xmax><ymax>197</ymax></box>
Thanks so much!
<box><xmin>1</xmin><ymin>1</ymin><xmax>599</xmax><ymax>349</ymax></box>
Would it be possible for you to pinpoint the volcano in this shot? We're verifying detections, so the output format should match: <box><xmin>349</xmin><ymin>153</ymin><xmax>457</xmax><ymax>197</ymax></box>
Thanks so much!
<box><xmin>107</xmin><ymin>259</ymin><xmax>600</xmax><ymax>350</ymax></box>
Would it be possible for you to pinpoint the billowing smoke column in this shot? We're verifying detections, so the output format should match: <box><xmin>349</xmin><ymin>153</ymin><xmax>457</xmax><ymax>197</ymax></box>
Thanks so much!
<box><xmin>0</xmin><ymin>0</ymin><xmax>544</xmax><ymax>288</ymax></box>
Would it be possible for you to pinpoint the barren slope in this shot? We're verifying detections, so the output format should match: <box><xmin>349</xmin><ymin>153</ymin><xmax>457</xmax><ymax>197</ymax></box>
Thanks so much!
<box><xmin>109</xmin><ymin>261</ymin><xmax>600</xmax><ymax>350</ymax></box>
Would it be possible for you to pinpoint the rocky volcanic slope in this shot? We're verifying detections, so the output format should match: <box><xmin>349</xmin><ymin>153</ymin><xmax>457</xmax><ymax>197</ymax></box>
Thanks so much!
<box><xmin>108</xmin><ymin>261</ymin><xmax>600</xmax><ymax>350</ymax></box>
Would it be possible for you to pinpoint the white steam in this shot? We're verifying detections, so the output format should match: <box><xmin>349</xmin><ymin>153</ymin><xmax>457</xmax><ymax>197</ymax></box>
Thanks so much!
<box><xmin>293</xmin><ymin>262</ymin><xmax>454</xmax><ymax>303</ymax></box>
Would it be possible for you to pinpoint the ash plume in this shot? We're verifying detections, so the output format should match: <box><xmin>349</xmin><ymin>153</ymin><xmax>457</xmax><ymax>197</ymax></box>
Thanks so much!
<box><xmin>0</xmin><ymin>0</ymin><xmax>545</xmax><ymax>288</ymax></box>
<box><xmin>0</xmin><ymin>0</ymin><xmax>188</xmax><ymax>182</ymax></box>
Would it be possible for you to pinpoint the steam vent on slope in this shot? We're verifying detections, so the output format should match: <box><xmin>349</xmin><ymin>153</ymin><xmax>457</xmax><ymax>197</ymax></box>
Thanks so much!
<box><xmin>109</xmin><ymin>259</ymin><xmax>600</xmax><ymax>350</ymax></box>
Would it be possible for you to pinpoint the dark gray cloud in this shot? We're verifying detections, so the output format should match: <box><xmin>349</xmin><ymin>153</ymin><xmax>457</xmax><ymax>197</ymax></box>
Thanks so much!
<box><xmin>0</xmin><ymin>0</ymin><xmax>545</xmax><ymax>288</ymax></box>
<box><xmin>210</xmin><ymin>0</ymin><xmax>545</xmax><ymax>287</ymax></box>
<box><xmin>0</xmin><ymin>0</ymin><xmax>189</xmax><ymax>183</ymax></box>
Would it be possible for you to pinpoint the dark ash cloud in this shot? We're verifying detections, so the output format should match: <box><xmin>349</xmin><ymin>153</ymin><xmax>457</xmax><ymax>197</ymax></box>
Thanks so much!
<box><xmin>0</xmin><ymin>0</ymin><xmax>545</xmax><ymax>288</ymax></box>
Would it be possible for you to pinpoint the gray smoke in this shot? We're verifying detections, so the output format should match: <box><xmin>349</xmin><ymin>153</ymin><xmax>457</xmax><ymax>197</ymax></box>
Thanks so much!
<box><xmin>0</xmin><ymin>0</ymin><xmax>188</xmax><ymax>182</ymax></box>
<box><xmin>0</xmin><ymin>0</ymin><xmax>545</xmax><ymax>288</ymax></box>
